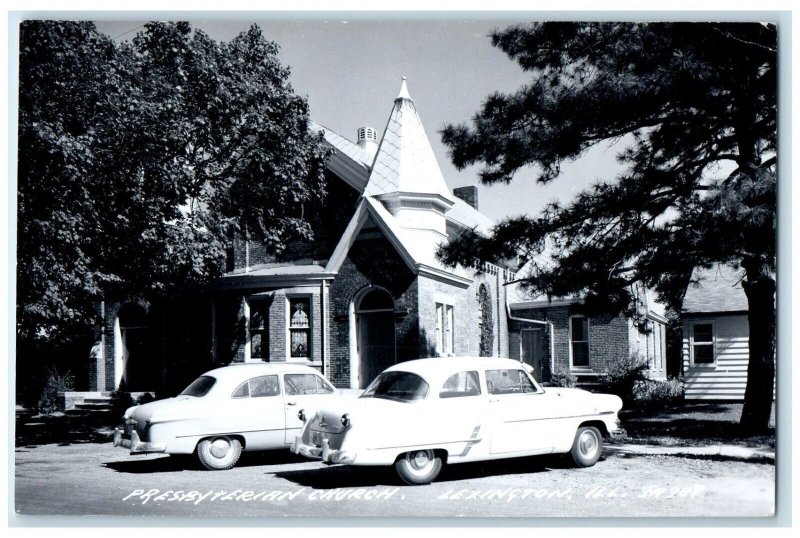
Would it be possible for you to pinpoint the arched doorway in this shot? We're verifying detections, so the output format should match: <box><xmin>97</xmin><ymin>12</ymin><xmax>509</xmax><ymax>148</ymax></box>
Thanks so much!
<box><xmin>355</xmin><ymin>288</ymin><xmax>396</xmax><ymax>389</ymax></box>
<box><xmin>114</xmin><ymin>303</ymin><xmax>156</xmax><ymax>391</ymax></box>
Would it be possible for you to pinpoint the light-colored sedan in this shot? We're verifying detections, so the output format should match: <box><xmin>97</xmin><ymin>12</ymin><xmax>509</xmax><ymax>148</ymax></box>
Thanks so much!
<box><xmin>291</xmin><ymin>357</ymin><xmax>624</xmax><ymax>485</ymax></box>
<box><xmin>113</xmin><ymin>363</ymin><xmax>358</xmax><ymax>470</ymax></box>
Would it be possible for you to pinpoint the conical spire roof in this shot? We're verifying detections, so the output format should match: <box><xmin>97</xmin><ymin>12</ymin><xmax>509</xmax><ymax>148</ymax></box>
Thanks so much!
<box><xmin>364</xmin><ymin>78</ymin><xmax>454</xmax><ymax>202</ymax></box>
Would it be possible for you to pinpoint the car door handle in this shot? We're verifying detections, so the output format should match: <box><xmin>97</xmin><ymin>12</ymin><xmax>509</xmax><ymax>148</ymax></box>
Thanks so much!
<box><xmin>287</xmin><ymin>401</ymin><xmax>297</xmax><ymax>406</ymax></box>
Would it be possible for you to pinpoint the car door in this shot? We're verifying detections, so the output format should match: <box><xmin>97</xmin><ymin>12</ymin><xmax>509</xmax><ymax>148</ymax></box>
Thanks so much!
<box><xmin>283</xmin><ymin>373</ymin><xmax>336</xmax><ymax>443</ymax></box>
<box><xmin>433</xmin><ymin>370</ymin><xmax>490</xmax><ymax>460</ymax></box>
<box><xmin>485</xmin><ymin>368</ymin><xmax>555</xmax><ymax>455</ymax></box>
<box><xmin>224</xmin><ymin>374</ymin><xmax>286</xmax><ymax>450</ymax></box>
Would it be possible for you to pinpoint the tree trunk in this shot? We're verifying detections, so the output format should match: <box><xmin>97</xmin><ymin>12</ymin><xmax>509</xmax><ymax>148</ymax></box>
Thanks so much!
<box><xmin>739</xmin><ymin>260</ymin><xmax>776</xmax><ymax>434</ymax></box>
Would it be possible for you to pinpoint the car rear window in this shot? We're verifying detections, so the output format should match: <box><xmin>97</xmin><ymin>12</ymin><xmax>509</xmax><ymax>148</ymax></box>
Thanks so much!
<box><xmin>361</xmin><ymin>372</ymin><xmax>429</xmax><ymax>402</ymax></box>
<box><xmin>180</xmin><ymin>375</ymin><xmax>216</xmax><ymax>397</ymax></box>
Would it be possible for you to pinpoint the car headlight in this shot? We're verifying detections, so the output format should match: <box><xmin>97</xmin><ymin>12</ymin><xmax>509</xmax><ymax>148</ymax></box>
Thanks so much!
<box><xmin>341</xmin><ymin>413</ymin><xmax>350</xmax><ymax>427</ymax></box>
<box><xmin>298</xmin><ymin>409</ymin><xmax>306</xmax><ymax>422</ymax></box>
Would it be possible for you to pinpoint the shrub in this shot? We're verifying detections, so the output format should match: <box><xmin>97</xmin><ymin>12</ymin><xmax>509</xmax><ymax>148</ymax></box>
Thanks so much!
<box><xmin>633</xmin><ymin>377</ymin><xmax>685</xmax><ymax>407</ymax></box>
<box><xmin>136</xmin><ymin>392</ymin><xmax>156</xmax><ymax>405</ymax></box>
<box><xmin>109</xmin><ymin>391</ymin><xmax>134</xmax><ymax>419</ymax></box>
<box><xmin>599</xmin><ymin>354</ymin><xmax>649</xmax><ymax>404</ymax></box>
<box><xmin>36</xmin><ymin>367</ymin><xmax>75</xmax><ymax>414</ymax></box>
<box><xmin>548</xmin><ymin>367</ymin><xmax>577</xmax><ymax>388</ymax></box>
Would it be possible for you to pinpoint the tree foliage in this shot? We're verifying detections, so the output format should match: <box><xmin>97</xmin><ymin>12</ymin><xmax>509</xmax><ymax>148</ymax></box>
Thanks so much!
<box><xmin>439</xmin><ymin>22</ymin><xmax>776</xmax><ymax>431</ymax></box>
<box><xmin>18</xmin><ymin>21</ymin><xmax>329</xmax><ymax>342</ymax></box>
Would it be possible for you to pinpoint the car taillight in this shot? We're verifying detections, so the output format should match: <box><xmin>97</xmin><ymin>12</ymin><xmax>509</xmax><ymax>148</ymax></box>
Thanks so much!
<box><xmin>341</xmin><ymin>413</ymin><xmax>350</xmax><ymax>427</ymax></box>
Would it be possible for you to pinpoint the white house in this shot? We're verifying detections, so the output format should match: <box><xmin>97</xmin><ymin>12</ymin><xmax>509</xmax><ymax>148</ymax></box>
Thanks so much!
<box><xmin>681</xmin><ymin>264</ymin><xmax>751</xmax><ymax>400</ymax></box>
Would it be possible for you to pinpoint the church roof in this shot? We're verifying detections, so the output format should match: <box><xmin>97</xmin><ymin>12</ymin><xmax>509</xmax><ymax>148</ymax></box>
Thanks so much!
<box><xmin>363</xmin><ymin>78</ymin><xmax>455</xmax><ymax>203</ymax></box>
<box><xmin>325</xmin><ymin>197</ymin><xmax>472</xmax><ymax>286</ymax></box>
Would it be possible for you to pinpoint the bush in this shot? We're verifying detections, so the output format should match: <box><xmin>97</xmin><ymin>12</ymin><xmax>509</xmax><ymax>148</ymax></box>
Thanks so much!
<box><xmin>633</xmin><ymin>377</ymin><xmax>685</xmax><ymax>407</ymax></box>
<box><xmin>109</xmin><ymin>391</ymin><xmax>134</xmax><ymax>419</ymax></box>
<box><xmin>136</xmin><ymin>392</ymin><xmax>156</xmax><ymax>405</ymax></box>
<box><xmin>599</xmin><ymin>354</ymin><xmax>649</xmax><ymax>404</ymax></box>
<box><xmin>548</xmin><ymin>367</ymin><xmax>577</xmax><ymax>388</ymax></box>
<box><xmin>36</xmin><ymin>367</ymin><xmax>75</xmax><ymax>414</ymax></box>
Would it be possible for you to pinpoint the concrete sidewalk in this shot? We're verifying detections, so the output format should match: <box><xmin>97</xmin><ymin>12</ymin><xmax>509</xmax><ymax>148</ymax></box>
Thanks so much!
<box><xmin>606</xmin><ymin>442</ymin><xmax>775</xmax><ymax>462</ymax></box>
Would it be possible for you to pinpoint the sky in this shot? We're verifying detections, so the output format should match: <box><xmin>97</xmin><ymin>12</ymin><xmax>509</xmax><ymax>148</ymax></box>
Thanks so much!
<box><xmin>94</xmin><ymin>17</ymin><xmax>624</xmax><ymax>223</ymax></box>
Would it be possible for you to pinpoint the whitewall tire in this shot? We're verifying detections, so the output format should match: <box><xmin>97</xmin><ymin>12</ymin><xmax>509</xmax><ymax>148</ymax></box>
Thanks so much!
<box><xmin>196</xmin><ymin>436</ymin><xmax>243</xmax><ymax>470</ymax></box>
<box><xmin>570</xmin><ymin>426</ymin><xmax>603</xmax><ymax>467</ymax></box>
<box><xmin>395</xmin><ymin>449</ymin><xmax>443</xmax><ymax>485</ymax></box>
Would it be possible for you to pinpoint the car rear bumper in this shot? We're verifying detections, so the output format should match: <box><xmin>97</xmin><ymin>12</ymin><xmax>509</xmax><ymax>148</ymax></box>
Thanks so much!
<box><xmin>113</xmin><ymin>427</ymin><xmax>167</xmax><ymax>454</ymax></box>
<box><xmin>291</xmin><ymin>435</ymin><xmax>356</xmax><ymax>464</ymax></box>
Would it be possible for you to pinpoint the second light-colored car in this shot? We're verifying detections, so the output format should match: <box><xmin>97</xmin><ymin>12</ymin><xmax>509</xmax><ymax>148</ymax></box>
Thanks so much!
<box><xmin>292</xmin><ymin>357</ymin><xmax>624</xmax><ymax>484</ymax></box>
<box><xmin>113</xmin><ymin>363</ymin><xmax>359</xmax><ymax>470</ymax></box>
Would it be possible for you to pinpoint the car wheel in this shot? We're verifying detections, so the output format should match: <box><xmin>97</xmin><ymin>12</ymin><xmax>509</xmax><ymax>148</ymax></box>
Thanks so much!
<box><xmin>570</xmin><ymin>426</ymin><xmax>603</xmax><ymax>467</ymax></box>
<box><xmin>196</xmin><ymin>436</ymin><xmax>242</xmax><ymax>471</ymax></box>
<box><xmin>395</xmin><ymin>449</ymin><xmax>443</xmax><ymax>485</ymax></box>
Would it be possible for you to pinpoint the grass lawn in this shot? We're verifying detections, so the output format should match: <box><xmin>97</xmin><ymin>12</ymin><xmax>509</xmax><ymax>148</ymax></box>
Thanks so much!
<box><xmin>617</xmin><ymin>401</ymin><xmax>776</xmax><ymax>448</ymax></box>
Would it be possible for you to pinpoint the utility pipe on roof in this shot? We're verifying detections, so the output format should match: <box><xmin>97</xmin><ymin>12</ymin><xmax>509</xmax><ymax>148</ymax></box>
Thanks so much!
<box><xmin>504</xmin><ymin>284</ymin><xmax>556</xmax><ymax>378</ymax></box>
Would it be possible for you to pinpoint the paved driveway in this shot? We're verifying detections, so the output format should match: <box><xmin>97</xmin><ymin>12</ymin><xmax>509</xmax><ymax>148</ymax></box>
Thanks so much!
<box><xmin>14</xmin><ymin>439</ymin><xmax>775</xmax><ymax>519</ymax></box>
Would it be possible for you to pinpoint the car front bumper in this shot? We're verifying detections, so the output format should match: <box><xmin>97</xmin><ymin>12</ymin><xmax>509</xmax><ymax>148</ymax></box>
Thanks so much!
<box><xmin>608</xmin><ymin>428</ymin><xmax>627</xmax><ymax>439</ymax></box>
<box><xmin>113</xmin><ymin>427</ymin><xmax>167</xmax><ymax>454</ymax></box>
<box><xmin>291</xmin><ymin>435</ymin><xmax>356</xmax><ymax>464</ymax></box>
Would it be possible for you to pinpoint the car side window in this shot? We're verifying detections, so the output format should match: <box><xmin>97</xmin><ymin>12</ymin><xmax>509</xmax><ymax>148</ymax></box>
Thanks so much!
<box><xmin>315</xmin><ymin>375</ymin><xmax>335</xmax><ymax>394</ymax></box>
<box><xmin>485</xmin><ymin>369</ymin><xmax>537</xmax><ymax>395</ymax></box>
<box><xmin>232</xmin><ymin>375</ymin><xmax>280</xmax><ymax>399</ymax></box>
<box><xmin>439</xmin><ymin>371</ymin><xmax>481</xmax><ymax>398</ymax></box>
<box><xmin>285</xmin><ymin>373</ymin><xmax>331</xmax><ymax>396</ymax></box>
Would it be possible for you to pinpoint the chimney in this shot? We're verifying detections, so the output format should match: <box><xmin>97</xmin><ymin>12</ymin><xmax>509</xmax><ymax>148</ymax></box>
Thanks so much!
<box><xmin>357</xmin><ymin>126</ymin><xmax>379</xmax><ymax>161</ymax></box>
<box><xmin>453</xmin><ymin>186</ymin><xmax>479</xmax><ymax>210</ymax></box>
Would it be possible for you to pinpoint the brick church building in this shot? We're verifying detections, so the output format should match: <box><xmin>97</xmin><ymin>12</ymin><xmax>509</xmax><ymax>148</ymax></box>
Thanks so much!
<box><xmin>85</xmin><ymin>79</ymin><xmax>667</xmax><ymax>400</ymax></box>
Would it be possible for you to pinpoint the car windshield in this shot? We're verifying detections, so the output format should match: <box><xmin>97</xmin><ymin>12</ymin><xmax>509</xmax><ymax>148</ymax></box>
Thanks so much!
<box><xmin>180</xmin><ymin>375</ymin><xmax>216</xmax><ymax>397</ymax></box>
<box><xmin>361</xmin><ymin>371</ymin><xmax>429</xmax><ymax>402</ymax></box>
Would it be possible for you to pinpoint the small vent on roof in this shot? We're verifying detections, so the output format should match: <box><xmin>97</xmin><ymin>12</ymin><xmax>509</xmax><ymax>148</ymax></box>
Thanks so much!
<box><xmin>357</xmin><ymin>126</ymin><xmax>379</xmax><ymax>160</ymax></box>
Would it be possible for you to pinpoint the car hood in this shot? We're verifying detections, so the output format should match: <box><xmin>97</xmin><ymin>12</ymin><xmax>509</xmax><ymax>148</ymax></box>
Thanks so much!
<box><xmin>546</xmin><ymin>387</ymin><xmax>623</xmax><ymax>413</ymax></box>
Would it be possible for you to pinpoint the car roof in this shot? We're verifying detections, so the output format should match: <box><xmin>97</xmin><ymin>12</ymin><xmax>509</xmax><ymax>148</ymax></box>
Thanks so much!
<box><xmin>201</xmin><ymin>362</ymin><xmax>322</xmax><ymax>384</ymax></box>
<box><xmin>383</xmin><ymin>357</ymin><xmax>529</xmax><ymax>378</ymax></box>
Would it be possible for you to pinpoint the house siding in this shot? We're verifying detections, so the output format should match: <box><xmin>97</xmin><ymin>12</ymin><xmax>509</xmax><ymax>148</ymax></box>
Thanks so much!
<box><xmin>682</xmin><ymin>314</ymin><xmax>750</xmax><ymax>400</ymax></box>
<box><xmin>629</xmin><ymin>319</ymin><xmax>668</xmax><ymax>380</ymax></box>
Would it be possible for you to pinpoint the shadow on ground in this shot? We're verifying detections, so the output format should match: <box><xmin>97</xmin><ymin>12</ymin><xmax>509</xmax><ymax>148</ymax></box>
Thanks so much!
<box><xmin>103</xmin><ymin>450</ymin><xmax>310</xmax><ymax>474</ymax></box>
<box><xmin>15</xmin><ymin>410</ymin><xmax>116</xmax><ymax>448</ymax></box>
<box><xmin>618</xmin><ymin>402</ymin><xmax>775</xmax><ymax>448</ymax></box>
<box><xmin>274</xmin><ymin>454</ymin><xmax>572</xmax><ymax>489</ymax></box>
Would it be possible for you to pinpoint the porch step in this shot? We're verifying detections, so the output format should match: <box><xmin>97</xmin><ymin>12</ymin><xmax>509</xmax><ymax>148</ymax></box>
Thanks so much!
<box><xmin>83</xmin><ymin>397</ymin><xmax>113</xmax><ymax>405</ymax></box>
<box><xmin>74</xmin><ymin>402</ymin><xmax>113</xmax><ymax>411</ymax></box>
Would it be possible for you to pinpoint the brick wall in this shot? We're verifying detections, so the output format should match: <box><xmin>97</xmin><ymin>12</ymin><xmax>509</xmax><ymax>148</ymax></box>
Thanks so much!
<box><xmin>508</xmin><ymin>305</ymin><xmax>631</xmax><ymax>382</ymax></box>
<box><xmin>328</xmin><ymin>234</ymin><xmax>417</xmax><ymax>388</ymax></box>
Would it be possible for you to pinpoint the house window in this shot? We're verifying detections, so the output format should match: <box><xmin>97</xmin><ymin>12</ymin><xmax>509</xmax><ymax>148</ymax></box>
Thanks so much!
<box><xmin>691</xmin><ymin>322</ymin><xmax>715</xmax><ymax>365</ymax></box>
<box><xmin>569</xmin><ymin>315</ymin><xmax>590</xmax><ymax>369</ymax></box>
<box><xmin>289</xmin><ymin>297</ymin><xmax>311</xmax><ymax>360</ymax></box>
<box><xmin>435</xmin><ymin>302</ymin><xmax>454</xmax><ymax>356</ymax></box>
<box><xmin>248</xmin><ymin>300</ymin><xmax>269</xmax><ymax>361</ymax></box>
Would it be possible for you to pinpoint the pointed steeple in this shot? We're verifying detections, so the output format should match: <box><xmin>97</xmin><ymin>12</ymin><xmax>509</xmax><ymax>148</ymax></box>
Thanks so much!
<box><xmin>396</xmin><ymin>76</ymin><xmax>412</xmax><ymax>101</ymax></box>
<box><xmin>364</xmin><ymin>78</ymin><xmax>454</xmax><ymax>207</ymax></box>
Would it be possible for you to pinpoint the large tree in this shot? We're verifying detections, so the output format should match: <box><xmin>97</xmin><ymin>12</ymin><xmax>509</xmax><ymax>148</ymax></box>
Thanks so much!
<box><xmin>18</xmin><ymin>21</ymin><xmax>328</xmax><ymax>345</ymax></box>
<box><xmin>440</xmin><ymin>22</ymin><xmax>776</xmax><ymax>432</ymax></box>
